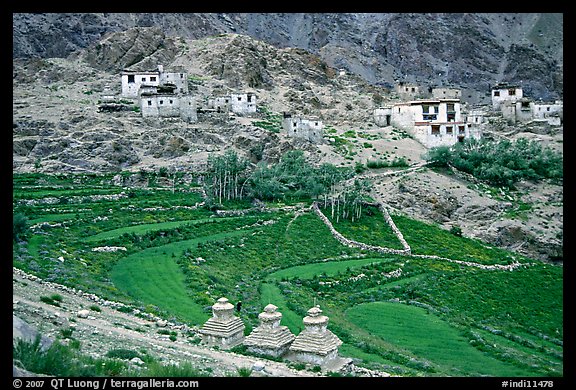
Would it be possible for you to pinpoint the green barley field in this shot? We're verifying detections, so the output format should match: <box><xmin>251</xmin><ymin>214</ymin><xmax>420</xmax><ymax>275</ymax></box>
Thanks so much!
<box><xmin>12</xmin><ymin>172</ymin><xmax>563</xmax><ymax>377</ymax></box>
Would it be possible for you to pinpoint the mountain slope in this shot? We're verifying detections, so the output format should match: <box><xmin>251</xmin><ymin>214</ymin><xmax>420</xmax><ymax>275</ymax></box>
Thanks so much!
<box><xmin>13</xmin><ymin>12</ymin><xmax>563</xmax><ymax>102</ymax></box>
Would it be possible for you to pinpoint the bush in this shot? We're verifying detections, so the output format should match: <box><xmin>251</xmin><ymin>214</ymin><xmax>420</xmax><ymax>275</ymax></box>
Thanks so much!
<box><xmin>425</xmin><ymin>139</ymin><xmax>563</xmax><ymax>188</ymax></box>
<box><xmin>449</xmin><ymin>225</ymin><xmax>463</xmax><ymax>237</ymax></box>
<box><xmin>40</xmin><ymin>296</ymin><xmax>60</xmax><ymax>307</ymax></box>
<box><xmin>89</xmin><ymin>305</ymin><xmax>101</xmax><ymax>312</ymax></box>
<box><xmin>237</xmin><ymin>367</ymin><xmax>252</xmax><ymax>377</ymax></box>
<box><xmin>13</xmin><ymin>336</ymin><xmax>73</xmax><ymax>376</ymax></box>
<box><xmin>13</xmin><ymin>212</ymin><xmax>28</xmax><ymax>241</ymax></box>
<box><xmin>106</xmin><ymin>348</ymin><xmax>140</xmax><ymax>360</ymax></box>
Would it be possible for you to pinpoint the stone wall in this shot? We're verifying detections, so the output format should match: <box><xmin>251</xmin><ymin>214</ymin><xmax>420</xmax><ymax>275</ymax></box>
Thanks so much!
<box><xmin>312</xmin><ymin>202</ymin><xmax>411</xmax><ymax>255</ymax></box>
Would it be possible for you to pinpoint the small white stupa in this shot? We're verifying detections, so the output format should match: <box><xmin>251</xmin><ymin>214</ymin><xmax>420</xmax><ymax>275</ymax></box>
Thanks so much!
<box><xmin>287</xmin><ymin>305</ymin><xmax>343</xmax><ymax>365</ymax></box>
<box><xmin>198</xmin><ymin>297</ymin><xmax>245</xmax><ymax>349</ymax></box>
<box><xmin>243</xmin><ymin>304</ymin><xmax>296</xmax><ymax>358</ymax></box>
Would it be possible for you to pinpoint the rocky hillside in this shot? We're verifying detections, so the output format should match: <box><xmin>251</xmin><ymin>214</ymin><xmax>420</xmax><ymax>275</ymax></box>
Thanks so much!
<box><xmin>13</xmin><ymin>25</ymin><xmax>562</xmax><ymax>263</ymax></box>
<box><xmin>13</xmin><ymin>13</ymin><xmax>563</xmax><ymax>103</ymax></box>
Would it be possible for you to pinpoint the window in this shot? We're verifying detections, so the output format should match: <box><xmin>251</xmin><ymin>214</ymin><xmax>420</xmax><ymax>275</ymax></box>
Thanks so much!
<box><xmin>169</xmin><ymin>100</ymin><xmax>173</xmax><ymax>104</ymax></box>
<box><xmin>493</xmin><ymin>90</ymin><xmax>500</xmax><ymax>97</ymax></box>
<box><xmin>160</xmin><ymin>100</ymin><xmax>163</xmax><ymax>105</ymax></box>
<box><xmin>293</xmin><ymin>122</ymin><xmax>297</xmax><ymax>127</ymax></box>
<box><xmin>508</xmin><ymin>88</ymin><xmax>516</xmax><ymax>96</ymax></box>
<box><xmin>147</xmin><ymin>100</ymin><xmax>152</xmax><ymax>106</ymax></box>
<box><xmin>434</xmin><ymin>106</ymin><xmax>439</xmax><ymax>113</ymax></box>
<box><xmin>248</xmin><ymin>95</ymin><xmax>253</xmax><ymax>102</ymax></box>
<box><xmin>446</xmin><ymin>126</ymin><xmax>453</xmax><ymax>135</ymax></box>
<box><xmin>447</xmin><ymin>103</ymin><xmax>455</xmax><ymax>112</ymax></box>
<box><xmin>411</xmin><ymin>87</ymin><xmax>415</xmax><ymax>92</ymax></box>
<box><xmin>422</xmin><ymin>104</ymin><xmax>430</xmax><ymax>113</ymax></box>
<box><xmin>128</xmin><ymin>75</ymin><xmax>135</xmax><ymax>83</ymax></box>
<box><xmin>238</xmin><ymin>97</ymin><xmax>242</xmax><ymax>101</ymax></box>
<box><xmin>315</xmin><ymin>122</ymin><xmax>318</xmax><ymax>126</ymax></box>
<box><xmin>547</xmin><ymin>107</ymin><xmax>550</xmax><ymax>112</ymax></box>
<box><xmin>180</xmin><ymin>73</ymin><xmax>184</xmax><ymax>78</ymax></box>
<box><xmin>150</xmin><ymin>77</ymin><xmax>156</xmax><ymax>82</ymax></box>
<box><xmin>431</xmin><ymin>125</ymin><xmax>440</xmax><ymax>135</ymax></box>
<box><xmin>458</xmin><ymin>126</ymin><xmax>465</xmax><ymax>134</ymax></box>
<box><xmin>142</xmin><ymin>77</ymin><xmax>146</xmax><ymax>82</ymax></box>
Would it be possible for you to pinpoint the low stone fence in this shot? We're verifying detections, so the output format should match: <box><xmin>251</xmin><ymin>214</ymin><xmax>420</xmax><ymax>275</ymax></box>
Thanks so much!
<box><xmin>311</xmin><ymin>202</ymin><xmax>411</xmax><ymax>256</ymax></box>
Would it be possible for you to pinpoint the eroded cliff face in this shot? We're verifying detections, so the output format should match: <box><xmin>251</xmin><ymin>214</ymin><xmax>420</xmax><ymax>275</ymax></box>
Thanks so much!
<box><xmin>13</xmin><ymin>13</ymin><xmax>563</xmax><ymax>102</ymax></box>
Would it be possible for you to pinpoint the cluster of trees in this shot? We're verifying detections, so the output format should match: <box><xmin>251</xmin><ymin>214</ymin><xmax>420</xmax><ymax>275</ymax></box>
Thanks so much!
<box><xmin>204</xmin><ymin>150</ymin><xmax>373</xmax><ymax>221</ymax></box>
<box><xmin>425</xmin><ymin>138</ymin><xmax>563</xmax><ymax>188</ymax></box>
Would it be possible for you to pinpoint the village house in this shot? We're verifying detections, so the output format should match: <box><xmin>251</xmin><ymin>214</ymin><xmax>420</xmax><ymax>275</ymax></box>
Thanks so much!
<box><xmin>390</xmin><ymin>98</ymin><xmax>481</xmax><ymax>148</ymax></box>
<box><xmin>465</xmin><ymin>107</ymin><xmax>488</xmax><ymax>125</ymax></box>
<box><xmin>120</xmin><ymin>65</ymin><xmax>188</xmax><ymax>99</ymax></box>
<box><xmin>532</xmin><ymin>100</ymin><xmax>563</xmax><ymax>126</ymax></box>
<box><xmin>501</xmin><ymin>98</ymin><xmax>563</xmax><ymax>126</ymax></box>
<box><xmin>207</xmin><ymin>92</ymin><xmax>257</xmax><ymax>115</ymax></box>
<box><xmin>491</xmin><ymin>83</ymin><xmax>523</xmax><ymax>111</ymax></box>
<box><xmin>373</xmin><ymin>106</ymin><xmax>392</xmax><ymax>127</ymax></box>
<box><xmin>395</xmin><ymin>81</ymin><xmax>422</xmax><ymax>100</ymax></box>
<box><xmin>282</xmin><ymin>113</ymin><xmax>324</xmax><ymax>143</ymax></box>
<box><xmin>431</xmin><ymin>87</ymin><xmax>462</xmax><ymax>100</ymax></box>
<box><xmin>140</xmin><ymin>92</ymin><xmax>197</xmax><ymax>123</ymax></box>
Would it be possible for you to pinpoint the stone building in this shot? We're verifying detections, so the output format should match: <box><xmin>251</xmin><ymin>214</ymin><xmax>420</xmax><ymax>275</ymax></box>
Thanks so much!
<box><xmin>391</xmin><ymin>98</ymin><xmax>481</xmax><ymax>148</ymax></box>
<box><xmin>491</xmin><ymin>83</ymin><xmax>523</xmax><ymax>111</ymax></box>
<box><xmin>466</xmin><ymin>107</ymin><xmax>488</xmax><ymax>125</ymax></box>
<box><xmin>282</xmin><ymin>113</ymin><xmax>324</xmax><ymax>143</ymax></box>
<box><xmin>208</xmin><ymin>92</ymin><xmax>257</xmax><ymax>115</ymax></box>
<box><xmin>395</xmin><ymin>82</ymin><xmax>421</xmax><ymax>100</ymax></box>
<box><xmin>287</xmin><ymin>305</ymin><xmax>342</xmax><ymax>365</ymax></box>
<box><xmin>140</xmin><ymin>93</ymin><xmax>197</xmax><ymax>123</ymax></box>
<box><xmin>243</xmin><ymin>304</ymin><xmax>295</xmax><ymax>358</ymax></box>
<box><xmin>532</xmin><ymin>100</ymin><xmax>563</xmax><ymax>125</ymax></box>
<box><xmin>431</xmin><ymin>87</ymin><xmax>462</xmax><ymax>100</ymax></box>
<box><xmin>373</xmin><ymin>106</ymin><xmax>392</xmax><ymax>126</ymax></box>
<box><xmin>120</xmin><ymin>65</ymin><xmax>188</xmax><ymax>99</ymax></box>
<box><xmin>198</xmin><ymin>297</ymin><xmax>245</xmax><ymax>349</ymax></box>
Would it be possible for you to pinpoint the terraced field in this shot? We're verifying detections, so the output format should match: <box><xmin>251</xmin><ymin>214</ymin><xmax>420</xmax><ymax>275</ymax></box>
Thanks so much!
<box><xmin>12</xmin><ymin>172</ymin><xmax>563</xmax><ymax>377</ymax></box>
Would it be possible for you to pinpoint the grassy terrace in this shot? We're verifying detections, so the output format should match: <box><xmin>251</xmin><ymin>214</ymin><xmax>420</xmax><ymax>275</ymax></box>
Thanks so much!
<box><xmin>12</xmin><ymin>172</ymin><xmax>563</xmax><ymax>377</ymax></box>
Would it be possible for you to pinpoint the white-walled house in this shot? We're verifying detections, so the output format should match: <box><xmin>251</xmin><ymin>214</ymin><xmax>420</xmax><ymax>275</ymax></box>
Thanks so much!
<box><xmin>431</xmin><ymin>87</ymin><xmax>462</xmax><ymax>100</ymax></box>
<box><xmin>121</xmin><ymin>70</ymin><xmax>161</xmax><ymax>98</ymax></box>
<box><xmin>121</xmin><ymin>65</ymin><xmax>188</xmax><ymax>98</ymax></box>
<box><xmin>391</xmin><ymin>99</ymin><xmax>481</xmax><ymax>148</ymax></box>
<box><xmin>230</xmin><ymin>93</ymin><xmax>257</xmax><ymax>115</ymax></box>
<box><xmin>373</xmin><ymin>106</ymin><xmax>392</xmax><ymax>126</ymax></box>
<box><xmin>283</xmin><ymin>113</ymin><xmax>324</xmax><ymax>143</ymax></box>
<box><xmin>502</xmin><ymin>99</ymin><xmax>563</xmax><ymax>126</ymax></box>
<box><xmin>140</xmin><ymin>92</ymin><xmax>197</xmax><ymax>123</ymax></box>
<box><xmin>208</xmin><ymin>93</ymin><xmax>257</xmax><ymax>115</ymax></box>
<box><xmin>532</xmin><ymin>100</ymin><xmax>563</xmax><ymax>126</ymax></box>
<box><xmin>395</xmin><ymin>82</ymin><xmax>421</xmax><ymax>100</ymax></box>
<box><xmin>491</xmin><ymin>83</ymin><xmax>523</xmax><ymax>111</ymax></box>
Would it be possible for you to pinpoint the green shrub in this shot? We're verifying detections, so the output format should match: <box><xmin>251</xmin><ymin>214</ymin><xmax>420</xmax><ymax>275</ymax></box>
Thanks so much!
<box><xmin>237</xmin><ymin>367</ymin><xmax>252</xmax><ymax>377</ymax></box>
<box><xmin>106</xmin><ymin>348</ymin><xmax>140</xmax><ymax>360</ymax></box>
<box><xmin>89</xmin><ymin>305</ymin><xmax>101</xmax><ymax>312</ymax></box>
<box><xmin>40</xmin><ymin>296</ymin><xmax>60</xmax><ymax>307</ymax></box>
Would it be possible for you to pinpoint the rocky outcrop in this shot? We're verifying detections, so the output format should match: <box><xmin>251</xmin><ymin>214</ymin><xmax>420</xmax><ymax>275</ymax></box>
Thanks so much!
<box><xmin>78</xmin><ymin>27</ymin><xmax>180</xmax><ymax>72</ymax></box>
